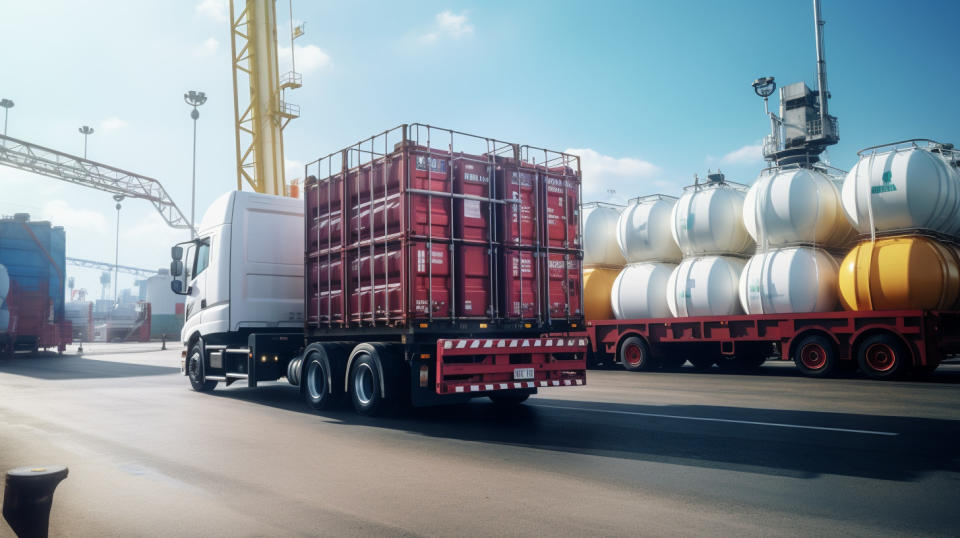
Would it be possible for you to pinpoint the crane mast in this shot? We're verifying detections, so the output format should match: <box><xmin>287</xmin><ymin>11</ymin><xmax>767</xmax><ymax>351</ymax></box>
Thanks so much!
<box><xmin>229</xmin><ymin>0</ymin><xmax>301</xmax><ymax>196</ymax></box>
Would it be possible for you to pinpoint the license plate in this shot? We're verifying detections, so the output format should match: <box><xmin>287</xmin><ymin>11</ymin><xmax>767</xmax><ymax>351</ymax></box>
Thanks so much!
<box><xmin>513</xmin><ymin>368</ymin><xmax>535</xmax><ymax>380</ymax></box>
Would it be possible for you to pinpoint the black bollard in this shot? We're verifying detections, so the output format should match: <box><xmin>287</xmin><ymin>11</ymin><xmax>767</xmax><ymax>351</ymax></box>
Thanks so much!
<box><xmin>161</xmin><ymin>334</ymin><xmax>166</xmax><ymax>351</ymax></box>
<box><xmin>3</xmin><ymin>465</ymin><xmax>68</xmax><ymax>538</ymax></box>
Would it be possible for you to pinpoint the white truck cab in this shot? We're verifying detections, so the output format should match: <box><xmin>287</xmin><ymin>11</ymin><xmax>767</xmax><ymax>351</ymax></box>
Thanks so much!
<box><xmin>170</xmin><ymin>191</ymin><xmax>304</xmax><ymax>368</ymax></box>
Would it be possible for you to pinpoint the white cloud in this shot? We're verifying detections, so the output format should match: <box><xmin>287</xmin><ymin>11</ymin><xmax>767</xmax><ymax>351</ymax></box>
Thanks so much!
<box><xmin>40</xmin><ymin>200</ymin><xmax>110</xmax><ymax>233</ymax></box>
<box><xmin>120</xmin><ymin>211</ymin><xmax>190</xmax><ymax>271</ymax></box>
<box><xmin>565</xmin><ymin>148</ymin><xmax>663</xmax><ymax>204</ymax></box>
<box><xmin>720</xmin><ymin>143</ymin><xmax>763</xmax><ymax>165</ymax></box>
<box><xmin>419</xmin><ymin>10</ymin><xmax>473</xmax><ymax>44</ymax></box>
<box><xmin>195</xmin><ymin>0</ymin><xmax>227</xmax><ymax>22</ymax></box>
<box><xmin>194</xmin><ymin>37</ymin><xmax>219</xmax><ymax>57</ymax></box>
<box><xmin>278</xmin><ymin>44</ymin><xmax>331</xmax><ymax>74</ymax></box>
<box><xmin>100</xmin><ymin>117</ymin><xmax>127</xmax><ymax>132</ymax></box>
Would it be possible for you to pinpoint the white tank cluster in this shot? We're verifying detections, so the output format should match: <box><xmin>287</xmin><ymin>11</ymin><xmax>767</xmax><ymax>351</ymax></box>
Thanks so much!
<box><xmin>0</xmin><ymin>263</ymin><xmax>9</xmax><ymax>332</ymax></box>
<box><xmin>610</xmin><ymin>196</ymin><xmax>680</xmax><ymax>319</ymax></box>
<box><xmin>738</xmin><ymin>166</ymin><xmax>851</xmax><ymax>315</ymax></box>
<box><xmin>841</xmin><ymin>144</ymin><xmax>960</xmax><ymax>237</ymax></box>
<box><xmin>665</xmin><ymin>175</ymin><xmax>752</xmax><ymax>317</ymax></box>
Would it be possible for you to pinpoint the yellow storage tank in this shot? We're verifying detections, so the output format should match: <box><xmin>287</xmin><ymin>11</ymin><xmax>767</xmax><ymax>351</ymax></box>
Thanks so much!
<box><xmin>838</xmin><ymin>236</ymin><xmax>960</xmax><ymax>311</ymax></box>
<box><xmin>582</xmin><ymin>267</ymin><xmax>620</xmax><ymax>320</ymax></box>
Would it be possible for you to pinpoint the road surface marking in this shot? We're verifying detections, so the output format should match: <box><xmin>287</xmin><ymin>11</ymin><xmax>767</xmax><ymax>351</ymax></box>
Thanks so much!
<box><xmin>532</xmin><ymin>404</ymin><xmax>899</xmax><ymax>436</ymax></box>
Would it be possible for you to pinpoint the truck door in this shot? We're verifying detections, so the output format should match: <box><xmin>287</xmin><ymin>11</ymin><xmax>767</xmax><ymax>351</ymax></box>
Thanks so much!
<box><xmin>184</xmin><ymin>238</ymin><xmax>210</xmax><ymax>330</ymax></box>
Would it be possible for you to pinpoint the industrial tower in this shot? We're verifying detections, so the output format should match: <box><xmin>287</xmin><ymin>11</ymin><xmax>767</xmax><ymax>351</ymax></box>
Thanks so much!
<box><xmin>229</xmin><ymin>0</ymin><xmax>302</xmax><ymax>196</ymax></box>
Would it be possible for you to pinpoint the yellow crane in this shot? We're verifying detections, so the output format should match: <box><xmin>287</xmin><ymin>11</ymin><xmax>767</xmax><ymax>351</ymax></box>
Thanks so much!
<box><xmin>228</xmin><ymin>0</ymin><xmax>302</xmax><ymax>196</ymax></box>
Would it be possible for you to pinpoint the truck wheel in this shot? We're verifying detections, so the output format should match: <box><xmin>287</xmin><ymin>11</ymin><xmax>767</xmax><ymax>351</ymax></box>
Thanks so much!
<box><xmin>857</xmin><ymin>333</ymin><xmax>911</xmax><ymax>380</ymax></box>
<box><xmin>187</xmin><ymin>343</ymin><xmax>217</xmax><ymax>392</ymax></box>
<box><xmin>793</xmin><ymin>334</ymin><xmax>837</xmax><ymax>377</ymax></box>
<box><xmin>303</xmin><ymin>353</ymin><xmax>336</xmax><ymax>410</ymax></box>
<box><xmin>489</xmin><ymin>392</ymin><xmax>530</xmax><ymax>406</ymax></box>
<box><xmin>349</xmin><ymin>346</ymin><xmax>386</xmax><ymax>416</ymax></box>
<box><xmin>619</xmin><ymin>337</ymin><xmax>656</xmax><ymax>372</ymax></box>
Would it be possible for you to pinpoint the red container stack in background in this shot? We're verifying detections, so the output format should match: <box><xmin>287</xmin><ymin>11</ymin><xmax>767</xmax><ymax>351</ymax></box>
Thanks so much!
<box><xmin>304</xmin><ymin>124</ymin><xmax>583</xmax><ymax>332</ymax></box>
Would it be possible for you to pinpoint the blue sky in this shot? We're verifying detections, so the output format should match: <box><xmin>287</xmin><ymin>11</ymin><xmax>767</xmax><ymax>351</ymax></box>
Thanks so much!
<box><xmin>1</xmin><ymin>0</ymin><xmax>958</xmax><ymax>296</ymax></box>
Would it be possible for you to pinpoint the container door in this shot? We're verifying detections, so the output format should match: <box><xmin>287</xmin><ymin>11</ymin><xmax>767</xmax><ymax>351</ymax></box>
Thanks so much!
<box><xmin>499</xmin><ymin>168</ymin><xmax>538</xmax><ymax>247</ymax></box>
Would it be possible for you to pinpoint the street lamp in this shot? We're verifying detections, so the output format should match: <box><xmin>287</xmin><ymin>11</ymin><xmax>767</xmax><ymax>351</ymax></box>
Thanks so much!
<box><xmin>184</xmin><ymin>90</ymin><xmax>207</xmax><ymax>238</ymax></box>
<box><xmin>79</xmin><ymin>125</ymin><xmax>94</xmax><ymax>159</ymax></box>
<box><xmin>113</xmin><ymin>194</ymin><xmax>125</xmax><ymax>304</ymax></box>
<box><xmin>0</xmin><ymin>99</ymin><xmax>13</xmax><ymax>136</ymax></box>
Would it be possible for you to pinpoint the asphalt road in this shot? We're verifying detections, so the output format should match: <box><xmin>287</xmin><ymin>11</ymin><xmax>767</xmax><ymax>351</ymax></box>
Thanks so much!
<box><xmin>1</xmin><ymin>343</ymin><xmax>958</xmax><ymax>537</ymax></box>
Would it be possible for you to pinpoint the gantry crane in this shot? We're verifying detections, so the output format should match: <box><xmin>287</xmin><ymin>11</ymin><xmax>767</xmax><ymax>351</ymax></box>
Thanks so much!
<box><xmin>229</xmin><ymin>0</ymin><xmax>302</xmax><ymax>196</ymax></box>
<box><xmin>0</xmin><ymin>133</ymin><xmax>193</xmax><ymax>231</ymax></box>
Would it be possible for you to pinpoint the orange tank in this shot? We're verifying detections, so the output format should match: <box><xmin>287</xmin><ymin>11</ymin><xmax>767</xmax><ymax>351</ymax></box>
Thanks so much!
<box><xmin>582</xmin><ymin>266</ymin><xmax>620</xmax><ymax>320</ymax></box>
<box><xmin>838</xmin><ymin>236</ymin><xmax>960</xmax><ymax>311</ymax></box>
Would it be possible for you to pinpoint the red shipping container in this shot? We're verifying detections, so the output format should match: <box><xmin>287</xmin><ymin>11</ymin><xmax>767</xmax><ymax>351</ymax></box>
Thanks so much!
<box><xmin>304</xmin><ymin>124</ymin><xmax>583</xmax><ymax>330</ymax></box>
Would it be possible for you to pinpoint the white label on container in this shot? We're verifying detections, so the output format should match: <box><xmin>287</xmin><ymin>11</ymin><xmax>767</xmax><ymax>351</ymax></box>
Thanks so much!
<box><xmin>464</xmin><ymin>200</ymin><xmax>482</xmax><ymax>219</ymax></box>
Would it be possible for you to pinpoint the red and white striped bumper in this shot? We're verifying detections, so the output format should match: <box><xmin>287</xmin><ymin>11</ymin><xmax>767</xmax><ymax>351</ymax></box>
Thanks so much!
<box><xmin>435</xmin><ymin>337</ymin><xmax>588</xmax><ymax>395</ymax></box>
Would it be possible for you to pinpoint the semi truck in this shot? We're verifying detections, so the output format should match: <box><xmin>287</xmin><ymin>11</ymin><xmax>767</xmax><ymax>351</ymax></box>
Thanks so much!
<box><xmin>170</xmin><ymin>124</ymin><xmax>588</xmax><ymax>414</ymax></box>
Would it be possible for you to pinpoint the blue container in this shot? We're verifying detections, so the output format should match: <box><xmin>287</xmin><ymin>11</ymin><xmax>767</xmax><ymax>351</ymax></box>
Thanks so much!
<box><xmin>0</xmin><ymin>214</ymin><xmax>66</xmax><ymax>321</ymax></box>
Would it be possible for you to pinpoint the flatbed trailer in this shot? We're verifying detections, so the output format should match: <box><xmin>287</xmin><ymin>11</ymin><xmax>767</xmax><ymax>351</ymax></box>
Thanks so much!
<box><xmin>585</xmin><ymin>310</ymin><xmax>960</xmax><ymax>379</ymax></box>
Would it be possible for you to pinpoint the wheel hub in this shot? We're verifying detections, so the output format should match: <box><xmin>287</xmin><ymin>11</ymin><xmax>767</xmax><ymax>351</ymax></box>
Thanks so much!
<box><xmin>800</xmin><ymin>343</ymin><xmax>827</xmax><ymax>370</ymax></box>
<box><xmin>865</xmin><ymin>343</ymin><xmax>895</xmax><ymax>372</ymax></box>
<box><xmin>354</xmin><ymin>363</ymin><xmax>375</xmax><ymax>405</ymax></box>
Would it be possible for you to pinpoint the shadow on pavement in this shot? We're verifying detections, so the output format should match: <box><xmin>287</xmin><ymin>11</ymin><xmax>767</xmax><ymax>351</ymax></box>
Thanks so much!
<box><xmin>0</xmin><ymin>355</ymin><xmax>179</xmax><ymax>380</ymax></box>
<box><xmin>207</xmin><ymin>383</ymin><xmax>960</xmax><ymax>483</ymax></box>
<box><xmin>590</xmin><ymin>361</ymin><xmax>960</xmax><ymax>384</ymax></box>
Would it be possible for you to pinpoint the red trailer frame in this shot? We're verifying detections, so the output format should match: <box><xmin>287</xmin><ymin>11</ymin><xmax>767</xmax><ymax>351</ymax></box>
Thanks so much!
<box><xmin>2</xmin><ymin>285</ymin><xmax>72</xmax><ymax>357</ymax></box>
<box><xmin>585</xmin><ymin>310</ymin><xmax>960</xmax><ymax>379</ymax></box>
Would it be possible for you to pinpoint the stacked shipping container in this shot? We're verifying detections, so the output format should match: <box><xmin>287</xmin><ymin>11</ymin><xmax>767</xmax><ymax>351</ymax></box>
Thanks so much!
<box><xmin>0</xmin><ymin>213</ymin><xmax>71</xmax><ymax>354</ymax></box>
<box><xmin>304</xmin><ymin>124</ymin><xmax>583</xmax><ymax>333</ymax></box>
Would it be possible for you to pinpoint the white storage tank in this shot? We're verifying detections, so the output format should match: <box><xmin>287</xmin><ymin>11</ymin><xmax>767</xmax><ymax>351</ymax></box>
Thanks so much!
<box><xmin>617</xmin><ymin>195</ymin><xmax>682</xmax><ymax>263</ymax></box>
<box><xmin>841</xmin><ymin>143</ymin><xmax>960</xmax><ymax>236</ymax></box>
<box><xmin>744</xmin><ymin>167</ymin><xmax>855</xmax><ymax>248</ymax></box>
<box><xmin>672</xmin><ymin>175</ymin><xmax>754</xmax><ymax>256</ymax></box>
<box><xmin>666</xmin><ymin>255</ymin><xmax>746</xmax><ymax>317</ymax></box>
<box><xmin>582</xmin><ymin>202</ymin><xmax>626</xmax><ymax>266</ymax></box>
<box><xmin>738</xmin><ymin>247</ymin><xmax>839</xmax><ymax>315</ymax></box>
<box><xmin>611</xmin><ymin>262</ymin><xmax>677</xmax><ymax>319</ymax></box>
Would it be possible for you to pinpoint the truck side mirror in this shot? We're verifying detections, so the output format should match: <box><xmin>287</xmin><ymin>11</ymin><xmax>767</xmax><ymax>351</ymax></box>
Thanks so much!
<box><xmin>171</xmin><ymin>280</ymin><xmax>183</xmax><ymax>294</ymax></box>
<box><xmin>170</xmin><ymin>260</ymin><xmax>184</xmax><ymax>277</ymax></box>
<box><xmin>171</xmin><ymin>245</ymin><xmax>183</xmax><ymax>261</ymax></box>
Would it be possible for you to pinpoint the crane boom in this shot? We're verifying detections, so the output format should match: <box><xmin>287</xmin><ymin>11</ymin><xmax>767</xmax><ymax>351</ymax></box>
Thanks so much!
<box><xmin>0</xmin><ymin>133</ymin><xmax>193</xmax><ymax>231</ymax></box>
<box><xmin>66</xmin><ymin>257</ymin><xmax>158</xmax><ymax>278</ymax></box>
<box><xmin>229</xmin><ymin>0</ymin><xmax>301</xmax><ymax>196</ymax></box>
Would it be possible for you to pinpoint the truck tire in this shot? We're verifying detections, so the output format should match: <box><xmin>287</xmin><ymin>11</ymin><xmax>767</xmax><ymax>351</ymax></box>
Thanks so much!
<box><xmin>793</xmin><ymin>334</ymin><xmax>837</xmax><ymax>377</ymax></box>
<box><xmin>348</xmin><ymin>345</ymin><xmax>386</xmax><ymax>416</ymax></box>
<box><xmin>303</xmin><ymin>352</ymin><xmax>335</xmax><ymax>410</ymax></box>
<box><xmin>857</xmin><ymin>333</ymin><xmax>911</xmax><ymax>380</ymax></box>
<box><xmin>619</xmin><ymin>336</ymin><xmax>657</xmax><ymax>372</ymax></box>
<box><xmin>489</xmin><ymin>392</ymin><xmax>530</xmax><ymax>406</ymax></box>
<box><xmin>187</xmin><ymin>342</ymin><xmax>217</xmax><ymax>392</ymax></box>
